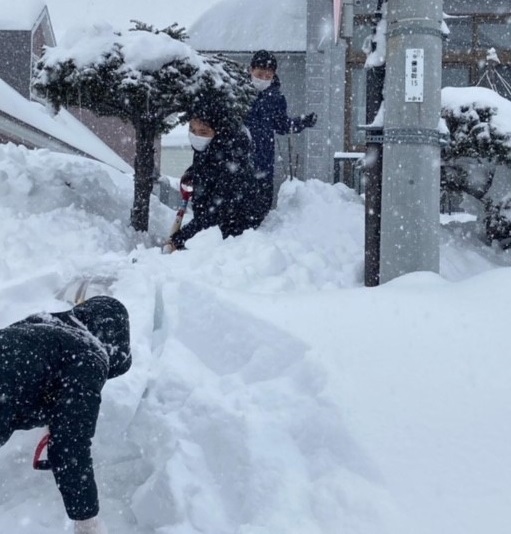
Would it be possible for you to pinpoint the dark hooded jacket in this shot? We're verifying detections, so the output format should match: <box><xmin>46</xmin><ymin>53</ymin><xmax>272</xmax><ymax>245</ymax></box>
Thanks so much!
<box><xmin>0</xmin><ymin>296</ymin><xmax>131</xmax><ymax>521</ymax></box>
<box><xmin>171</xmin><ymin>123</ymin><xmax>260</xmax><ymax>248</ymax></box>
<box><xmin>245</xmin><ymin>75</ymin><xmax>310</xmax><ymax>219</ymax></box>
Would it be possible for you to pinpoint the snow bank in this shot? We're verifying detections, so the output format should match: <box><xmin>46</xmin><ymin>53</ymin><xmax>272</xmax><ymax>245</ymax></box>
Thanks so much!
<box><xmin>0</xmin><ymin>143</ymin><xmax>167</xmax><ymax>291</ymax></box>
<box><xmin>1</xmin><ymin>143</ymin><xmax>511</xmax><ymax>534</ymax></box>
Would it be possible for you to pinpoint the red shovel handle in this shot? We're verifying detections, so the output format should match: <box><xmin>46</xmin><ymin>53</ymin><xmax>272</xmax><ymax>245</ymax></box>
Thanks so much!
<box><xmin>181</xmin><ymin>187</ymin><xmax>193</xmax><ymax>202</ymax></box>
<box><xmin>33</xmin><ymin>433</ymin><xmax>51</xmax><ymax>470</ymax></box>
<box><xmin>180</xmin><ymin>174</ymin><xmax>193</xmax><ymax>202</ymax></box>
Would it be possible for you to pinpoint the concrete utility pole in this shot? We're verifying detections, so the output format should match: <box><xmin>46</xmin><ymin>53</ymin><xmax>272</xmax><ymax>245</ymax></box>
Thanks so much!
<box><xmin>379</xmin><ymin>0</ymin><xmax>443</xmax><ymax>283</ymax></box>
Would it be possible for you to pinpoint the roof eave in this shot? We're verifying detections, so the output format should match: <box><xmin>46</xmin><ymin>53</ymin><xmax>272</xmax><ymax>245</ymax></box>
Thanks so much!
<box><xmin>0</xmin><ymin>108</ymin><xmax>132</xmax><ymax>173</ymax></box>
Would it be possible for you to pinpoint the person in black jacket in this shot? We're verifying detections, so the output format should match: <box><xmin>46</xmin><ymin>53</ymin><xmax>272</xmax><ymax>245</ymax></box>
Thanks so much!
<box><xmin>164</xmin><ymin>98</ymin><xmax>259</xmax><ymax>252</ymax></box>
<box><xmin>245</xmin><ymin>50</ymin><xmax>318</xmax><ymax>223</ymax></box>
<box><xmin>0</xmin><ymin>296</ymin><xmax>131</xmax><ymax>534</ymax></box>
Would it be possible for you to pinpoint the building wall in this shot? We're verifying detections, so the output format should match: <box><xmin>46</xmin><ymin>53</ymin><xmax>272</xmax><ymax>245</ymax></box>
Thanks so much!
<box><xmin>0</xmin><ymin>14</ymin><xmax>55</xmax><ymax>102</ymax></box>
<box><xmin>354</xmin><ymin>1</ymin><xmax>511</xmax><ymax>18</ymax></box>
<box><xmin>32</xmin><ymin>15</ymin><xmax>55</xmax><ymax>59</ymax></box>
<box><xmin>69</xmin><ymin>107</ymin><xmax>150</xmax><ymax>171</ymax></box>
<box><xmin>0</xmin><ymin>31</ymin><xmax>31</xmax><ymax>99</ymax></box>
<box><xmin>305</xmin><ymin>0</ymin><xmax>346</xmax><ymax>182</ymax></box>
<box><xmin>443</xmin><ymin>0</ymin><xmax>511</xmax><ymax>14</ymax></box>
<box><xmin>32</xmin><ymin>24</ymin><xmax>46</xmax><ymax>58</ymax></box>
<box><xmin>271</xmin><ymin>53</ymin><xmax>307</xmax><ymax>188</ymax></box>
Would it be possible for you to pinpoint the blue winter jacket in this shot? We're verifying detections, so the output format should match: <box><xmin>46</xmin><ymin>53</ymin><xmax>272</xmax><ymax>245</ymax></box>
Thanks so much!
<box><xmin>245</xmin><ymin>75</ymin><xmax>309</xmax><ymax>182</ymax></box>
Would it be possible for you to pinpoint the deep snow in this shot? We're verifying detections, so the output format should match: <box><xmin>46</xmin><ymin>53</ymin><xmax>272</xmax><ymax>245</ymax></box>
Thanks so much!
<box><xmin>1</xmin><ymin>143</ymin><xmax>511</xmax><ymax>533</ymax></box>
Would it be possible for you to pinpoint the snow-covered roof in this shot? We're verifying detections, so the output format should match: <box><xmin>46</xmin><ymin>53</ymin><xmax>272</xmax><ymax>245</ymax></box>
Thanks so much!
<box><xmin>0</xmin><ymin>78</ymin><xmax>132</xmax><ymax>173</ymax></box>
<box><xmin>0</xmin><ymin>0</ymin><xmax>47</xmax><ymax>31</ymax></box>
<box><xmin>188</xmin><ymin>0</ymin><xmax>307</xmax><ymax>52</ymax></box>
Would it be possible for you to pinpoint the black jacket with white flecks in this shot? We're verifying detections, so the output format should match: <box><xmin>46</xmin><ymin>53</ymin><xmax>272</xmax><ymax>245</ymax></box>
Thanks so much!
<box><xmin>0</xmin><ymin>296</ymin><xmax>131</xmax><ymax>520</ymax></box>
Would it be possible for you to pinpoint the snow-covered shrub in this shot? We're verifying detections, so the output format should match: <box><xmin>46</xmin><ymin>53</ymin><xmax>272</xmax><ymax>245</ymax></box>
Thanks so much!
<box><xmin>442</xmin><ymin>102</ymin><xmax>511</xmax><ymax>166</ymax></box>
<box><xmin>483</xmin><ymin>196</ymin><xmax>511</xmax><ymax>248</ymax></box>
<box><xmin>441</xmin><ymin>87</ymin><xmax>511</xmax><ymax>244</ymax></box>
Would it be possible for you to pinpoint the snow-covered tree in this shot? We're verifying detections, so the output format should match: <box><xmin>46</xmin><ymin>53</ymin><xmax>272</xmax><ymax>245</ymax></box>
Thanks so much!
<box><xmin>32</xmin><ymin>22</ymin><xmax>255</xmax><ymax>232</ymax></box>
<box><xmin>441</xmin><ymin>86</ymin><xmax>511</xmax><ymax>244</ymax></box>
<box><xmin>441</xmin><ymin>96</ymin><xmax>511</xmax><ymax>172</ymax></box>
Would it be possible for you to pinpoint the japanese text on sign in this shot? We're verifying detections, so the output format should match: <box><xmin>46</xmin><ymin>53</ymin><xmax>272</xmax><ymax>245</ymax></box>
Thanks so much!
<box><xmin>405</xmin><ymin>48</ymin><xmax>424</xmax><ymax>102</ymax></box>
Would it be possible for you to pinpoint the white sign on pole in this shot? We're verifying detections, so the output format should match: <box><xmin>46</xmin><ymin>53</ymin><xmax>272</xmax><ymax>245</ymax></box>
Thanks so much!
<box><xmin>405</xmin><ymin>48</ymin><xmax>424</xmax><ymax>102</ymax></box>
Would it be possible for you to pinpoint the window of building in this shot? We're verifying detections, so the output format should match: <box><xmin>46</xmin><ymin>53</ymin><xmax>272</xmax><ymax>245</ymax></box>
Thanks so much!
<box><xmin>477</xmin><ymin>20</ymin><xmax>511</xmax><ymax>49</ymax></box>
<box><xmin>444</xmin><ymin>18</ymin><xmax>473</xmax><ymax>53</ymax></box>
<box><xmin>442</xmin><ymin>66</ymin><xmax>471</xmax><ymax>87</ymax></box>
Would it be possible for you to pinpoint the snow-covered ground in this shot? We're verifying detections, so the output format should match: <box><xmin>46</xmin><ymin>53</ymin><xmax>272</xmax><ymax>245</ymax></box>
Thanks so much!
<box><xmin>1</xmin><ymin>142</ymin><xmax>511</xmax><ymax>534</ymax></box>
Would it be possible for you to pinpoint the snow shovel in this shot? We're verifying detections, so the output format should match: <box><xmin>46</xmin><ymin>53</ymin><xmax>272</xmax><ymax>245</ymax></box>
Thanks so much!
<box><xmin>162</xmin><ymin>176</ymin><xmax>193</xmax><ymax>254</ymax></box>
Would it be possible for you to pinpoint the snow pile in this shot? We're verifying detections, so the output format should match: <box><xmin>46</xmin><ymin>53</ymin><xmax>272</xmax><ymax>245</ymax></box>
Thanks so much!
<box><xmin>1</xmin><ymin>144</ymin><xmax>511</xmax><ymax>534</ymax></box>
<box><xmin>148</xmin><ymin>178</ymin><xmax>366</xmax><ymax>293</ymax></box>
<box><xmin>0</xmin><ymin>143</ymin><xmax>167</xmax><ymax>286</ymax></box>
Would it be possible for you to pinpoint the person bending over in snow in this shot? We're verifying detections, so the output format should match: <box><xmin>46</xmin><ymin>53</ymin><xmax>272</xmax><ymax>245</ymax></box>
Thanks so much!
<box><xmin>245</xmin><ymin>49</ymin><xmax>318</xmax><ymax>223</ymax></box>
<box><xmin>163</xmin><ymin>98</ymin><xmax>260</xmax><ymax>252</ymax></box>
<box><xmin>0</xmin><ymin>296</ymin><xmax>132</xmax><ymax>534</ymax></box>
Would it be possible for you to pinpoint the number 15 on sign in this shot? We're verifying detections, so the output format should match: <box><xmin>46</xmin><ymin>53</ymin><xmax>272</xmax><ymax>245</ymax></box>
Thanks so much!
<box><xmin>405</xmin><ymin>48</ymin><xmax>424</xmax><ymax>102</ymax></box>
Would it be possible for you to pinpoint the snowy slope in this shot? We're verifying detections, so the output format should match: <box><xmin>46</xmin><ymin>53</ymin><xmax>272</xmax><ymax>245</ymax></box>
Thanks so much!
<box><xmin>1</xmin><ymin>143</ymin><xmax>511</xmax><ymax>534</ymax></box>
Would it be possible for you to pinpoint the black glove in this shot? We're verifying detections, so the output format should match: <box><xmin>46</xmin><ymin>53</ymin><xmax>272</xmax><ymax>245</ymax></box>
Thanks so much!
<box><xmin>302</xmin><ymin>112</ymin><xmax>317</xmax><ymax>128</ymax></box>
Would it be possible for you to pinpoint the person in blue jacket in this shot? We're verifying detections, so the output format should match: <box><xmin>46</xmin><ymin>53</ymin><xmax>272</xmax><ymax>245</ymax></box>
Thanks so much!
<box><xmin>245</xmin><ymin>50</ymin><xmax>317</xmax><ymax>223</ymax></box>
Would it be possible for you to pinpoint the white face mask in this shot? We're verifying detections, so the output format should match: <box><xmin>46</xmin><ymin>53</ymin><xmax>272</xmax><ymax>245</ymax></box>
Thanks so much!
<box><xmin>188</xmin><ymin>131</ymin><xmax>213</xmax><ymax>152</ymax></box>
<box><xmin>251</xmin><ymin>75</ymin><xmax>272</xmax><ymax>92</ymax></box>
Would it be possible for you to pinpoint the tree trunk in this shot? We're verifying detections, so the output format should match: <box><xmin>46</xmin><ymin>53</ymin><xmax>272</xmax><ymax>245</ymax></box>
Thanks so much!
<box><xmin>131</xmin><ymin>119</ymin><xmax>156</xmax><ymax>232</ymax></box>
